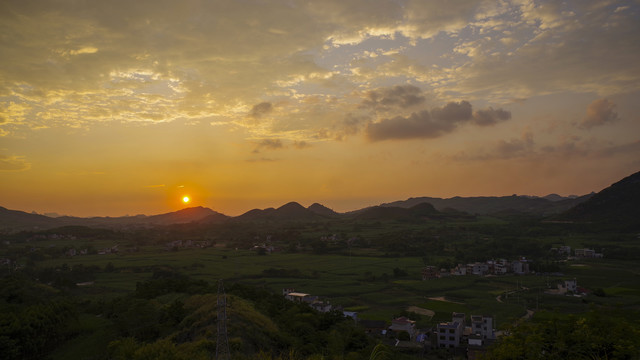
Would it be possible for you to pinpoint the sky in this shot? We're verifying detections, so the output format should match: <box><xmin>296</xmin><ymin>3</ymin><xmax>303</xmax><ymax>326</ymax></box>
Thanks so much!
<box><xmin>1</xmin><ymin>0</ymin><xmax>639</xmax><ymax>217</ymax></box>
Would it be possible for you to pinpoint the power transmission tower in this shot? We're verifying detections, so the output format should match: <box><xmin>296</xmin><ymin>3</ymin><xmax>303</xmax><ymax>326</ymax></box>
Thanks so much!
<box><xmin>216</xmin><ymin>279</ymin><xmax>230</xmax><ymax>360</ymax></box>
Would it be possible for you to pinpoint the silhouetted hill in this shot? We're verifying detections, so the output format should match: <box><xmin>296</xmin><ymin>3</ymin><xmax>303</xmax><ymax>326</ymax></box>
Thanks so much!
<box><xmin>307</xmin><ymin>203</ymin><xmax>339</xmax><ymax>217</ymax></box>
<box><xmin>557</xmin><ymin>171</ymin><xmax>640</xmax><ymax>229</ymax></box>
<box><xmin>146</xmin><ymin>206</ymin><xmax>226</xmax><ymax>224</ymax></box>
<box><xmin>233</xmin><ymin>202</ymin><xmax>325</xmax><ymax>222</ymax></box>
<box><xmin>380</xmin><ymin>194</ymin><xmax>591</xmax><ymax>216</ymax></box>
<box><xmin>0</xmin><ymin>206</ymin><xmax>229</xmax><ymax>231</ymax></box>
<box><xmin>350</xmin><ymin>202</ymin><xmax>468</xmax><ymax>221</ymax></box>
<box><xmin>0</xmin><ymin>206</ymin><xmax>62</xmax><ymax>231</ymax></box>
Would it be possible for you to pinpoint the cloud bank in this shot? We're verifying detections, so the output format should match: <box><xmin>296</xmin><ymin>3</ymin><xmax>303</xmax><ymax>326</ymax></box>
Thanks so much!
<box><xmin>365</xmin><ymin>101</ymin><xmax>511</xmax><ymax>141</ymax></box>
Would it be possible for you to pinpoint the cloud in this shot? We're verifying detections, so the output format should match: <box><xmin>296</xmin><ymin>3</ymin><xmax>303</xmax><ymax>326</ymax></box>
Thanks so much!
<box><xmin>293</xmin><ymin>141</ymin><xmax>311</xmax><ymax>149</ymax></box>
<box><xmin>580</xmin><ymin>98</ymin><xmax>619</xmax><ymax>129</ymax></box>
<box><xmin>364</xmin><ymin>100</ymin><xmax>513</xmax><ymax>141</ymax></box>
<box><xmin>0</xmin><ymin>154</ymin><xmax>31</xmax><ymax>171</ymax></box>
<box><xmin>494</xmin><ymin>131</ymin><xmax>535</xmax><ymax>159</ymax></box>
<box><xmin>361</xmin><ymin>85</ymin><xmax>426</xmax><ymax>110</ymax></box>
<box><xmin>365</xmin><ymin>101</ymin><xmax>472</xmax><ymax>141</ymax></box>
<box><xmin>253</xmin><ymin>138</ymin><xmax>284</xmax><ymax>153</ymax></box>
<box><xmin>472</xmin><ymin>107</ymin><xmax>511</xmax><ymax>126</ymax></box>
<box><xmin>249</xmin><ymin>102</ymin><xmax>273</xmax><ymax>119</ymax></box>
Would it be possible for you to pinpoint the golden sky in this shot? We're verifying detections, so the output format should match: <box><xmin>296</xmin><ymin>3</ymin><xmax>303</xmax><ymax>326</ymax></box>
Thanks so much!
<box><xmin>1</xmin><ymin>0</ymin><xmax>639</xmax><ymax>216</ymax></box>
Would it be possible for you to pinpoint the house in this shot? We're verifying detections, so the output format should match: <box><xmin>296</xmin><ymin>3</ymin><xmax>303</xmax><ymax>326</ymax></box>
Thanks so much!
<box><xmin>470</xmin><ymin>315</ymin><xmax>495</xmax><ymax>339</ymax></box>
<box><xmin>564</xmin><ymin>279</ymin><xmax>577</xmax><ymax>293</ymax></box>
<box><xmin>492</xmin><ymin>262</ymin><xmax>508</xmax><ymax>275</ymax></box>
<box><xmin>284</xmin><ymin>292</ymin><xmax>315</xmax><ymax>303</ymax></box>
<box><xmin>422</xmin><ymin>266</ymin><xmax>439</xmax><ymax>280</ymax></box>
<box><xmin>359</xmin><ymin>320</ymin><xmax>388</xmax><ymax>335</ymax></box>
<box><xmin>436</xmin><ymin>313</ymin><xmax>464</xmax><ymax>348</ymax></box>
<box><xmin>467</xmin><ymin>262</ymin><xmax>489</xmax><ymax>276</ymax></box>
<box><xmin>343</xmin><ymin>311</ymin><xmax>358</xmax><ymax>322</ymax></box>
<box><xmin>511</xmin><ymin>259</ymin><xmax>530</xmax><ymax>274</ymax></box>
<box><xmin>452</xmin><ymin>264</ymin><xmax>467</xmax><ymax>276</ymax></box>
<box><xmin>389</xmin><ymin>317</ymin><xmax>417</xmax><ymax>340</ymax></box>
<box><xmin>310</xmin><ymin>301</ymin><xmax>333</xmax><ymax>313</ymax></box>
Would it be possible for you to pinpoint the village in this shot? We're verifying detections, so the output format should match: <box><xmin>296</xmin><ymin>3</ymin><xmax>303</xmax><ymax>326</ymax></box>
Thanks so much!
<box><xmin>283</xmin><ymin>287</ymin><xmax>495</xmax><ymax>358</ymax></box>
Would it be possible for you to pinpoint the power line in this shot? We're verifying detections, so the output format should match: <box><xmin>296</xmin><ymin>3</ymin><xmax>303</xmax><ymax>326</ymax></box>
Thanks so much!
<box><xmin>216</xmin><ymin>279</ymin><xmax>230</xmax><ymax>360</ymax></box>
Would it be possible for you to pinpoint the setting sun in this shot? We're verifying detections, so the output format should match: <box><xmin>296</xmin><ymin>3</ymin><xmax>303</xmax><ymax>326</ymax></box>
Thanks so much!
<box><xmin>182</xmin><ymin>196</ymin><xmax>190</xmax><ymax>204</ymax></box>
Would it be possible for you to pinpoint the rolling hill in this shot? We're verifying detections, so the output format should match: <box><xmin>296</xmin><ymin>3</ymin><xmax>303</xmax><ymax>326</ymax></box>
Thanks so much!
<box><xmin>556</xmin><ymin>170</ymin><xmax>640</xmax><ymax>229</ymax></box>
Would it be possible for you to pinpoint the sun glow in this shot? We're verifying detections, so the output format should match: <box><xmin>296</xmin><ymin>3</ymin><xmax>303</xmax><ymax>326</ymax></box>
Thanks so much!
<box><xmin>182</xmin><ymin>196</ymin><xmax>190</xmax><ymax>203</ymax></box>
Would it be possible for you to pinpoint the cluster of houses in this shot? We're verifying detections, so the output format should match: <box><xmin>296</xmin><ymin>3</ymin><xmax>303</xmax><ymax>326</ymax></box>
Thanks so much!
<box><xmin>551</xmin><ymin>245</ymin><xmax>603</xmax><ymax>259</ymax></box>
<box><xmin>25</xmin><ymin>233</ymin><xmax>78</xmax><ymax>242</ymax></box>
<box><xmin>422</xmin><ymin>257</ymin><xmax>532</xmax><ymax>280</ymax></box>
<box><xmin>283</xmin><ymin>288</ymin><xmax>496</xmax><ymax>358</ymax></box>
<box><xmin>68</xmin><ymin>245</ymin><xmax>120</xmax><ymax>256</ymax></box>
<box><xmin>544</xmin><ymin>278</ymin><xmax>589</xmax><ymax>296</ymax></box>
<box><xmin>282</xmin><ymin>288</ymin><xmax>341</xmax><ymax>314</ymax></box>
<box><xmin>165</xmin><ymin>239</ymin><xmax>212</xmax><ymax>250</ymax></box>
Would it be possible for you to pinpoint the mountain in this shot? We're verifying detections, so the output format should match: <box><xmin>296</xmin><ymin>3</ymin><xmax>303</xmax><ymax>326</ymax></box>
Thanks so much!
<box><xmin>233</xmin><ymin>202</ymin><xmax>325</xmax><ymax>222</ymax></box>
<box><xmin>556</xmin><ymin>171</ymin><xmax>640</xmax><ymax>229</ymax></box>
<box><xmin>0</xmin><ymin>206</ymin><xmax>228</xmax><ymax>231</ymax></box>
<box><xmin>351</xmin><ymin>202</ymin><xmax>466</xmax><ymax>221</ymax></box>
<box><xmin>307</xmin><ymin>203</ymin><xmax>339</xmax><ymax>217</ymax></box>
<box><xmin>145</xmin><ymin>206</ymin><xmax>226</xmax><ymax>225</ymax></box>
<box><xmin>379</xmin><ymin>194</ymin><xmax>591</xmax><ymax>216</ymax></box>
<box><xmin>0</xmin><ymin>206</ymin><xmax>62</xmax><ymax>231</ymax></box>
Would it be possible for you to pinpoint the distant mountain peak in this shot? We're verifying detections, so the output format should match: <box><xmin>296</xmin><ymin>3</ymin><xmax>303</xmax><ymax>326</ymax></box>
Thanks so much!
<box><xmin>308</xmin><ymin>203</ymin><xmax>339</xmax><ymax>217</ymax></box>
<box><xmin>277</xmin><ymin>202</ymin><xmax>306</xmax><ymax>211</ymax></box>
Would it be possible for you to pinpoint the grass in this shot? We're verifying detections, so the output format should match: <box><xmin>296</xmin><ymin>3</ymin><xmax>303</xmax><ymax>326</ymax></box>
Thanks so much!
<box><xmin>18</xmin><ymin>240</ymin><xmax>640</xmax><ymax>333</ymax></box>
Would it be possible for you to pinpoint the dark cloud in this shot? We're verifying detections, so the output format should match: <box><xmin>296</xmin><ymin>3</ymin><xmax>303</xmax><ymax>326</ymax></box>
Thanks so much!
<box><xmin>365</xmin><ymin>101</ymin><xmax>472</xmax><ymax>141</ymax></box>
<box><xmin>580</xmin><ymin>98</ymin><xmax>619</xmax><ymax>129</ymax></box>
<box><xmin>337</xmin><ymin>113</ymin><xmax>369</xmax><ymax>138</ymax></box>
<box><xmin>293</xmin><ymin>140</ymin><xmax>310</xmax><ymax>149</ymax></box>
<box><xmin>249</xmin><ymin>102</ymin><xmax>273</xmax><ymax>118</ymax></box>
<box><xmin>494</xmin><ymin>132</ymin><xmax>534</xmax><ymax>159</ymax></box>
<box><xmin>364</xmin><ymin>101</ymin><xmax>513</xmax><ymax>141</ymax></box>
<box><xmin>361</xmin><ymin>85</ymin><xmax>426</xmax><ymax>109</ymax></box>
<box><xmin>253</xmin><ymin>138</ymin><xmax>283</xmax><ymax>153</ymax></box>
<box><xmin>472</xmin><ymin>107</ymin><xmax>511</xmax><ymax>126</ymax></box>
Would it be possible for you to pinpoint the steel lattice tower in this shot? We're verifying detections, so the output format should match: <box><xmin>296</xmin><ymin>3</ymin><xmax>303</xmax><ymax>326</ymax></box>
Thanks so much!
<box><xmin>216</xmin><ymin>279</ymin><xmax>230</xmax><ymax>360</ymax></box>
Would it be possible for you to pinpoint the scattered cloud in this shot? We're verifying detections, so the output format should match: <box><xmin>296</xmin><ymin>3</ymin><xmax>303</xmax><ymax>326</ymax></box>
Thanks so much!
<box><xmin>293</xmin><ymin>140</ymin><xmax>311</xmax><ymax>149</ymax></box>
<box><xmin>494</xmin><ymin>131</ymin><xmax>535</xmax><ymax>159</ymax></box>
<box><xmin>0</xmin><ymin>154</ymin><xmax>31</xmax><ymax>171</ymax></box>
<box><xmin>472</xmin><ymin>107</ymin><xmax>511</xmax><ymax>126</ymax></box>
<box><xmin>361</xmin><ymin>85</ymin><xmax>426</xmax><ymax>110</ymax></box>
<box><xmin>365</xmin><ymin>101</ymin><xmax>512</xmax><ymax>141</ymax></box>
<box><xmin>253</xmin><ymin>138</ymin><xmax>284</xmax><ymax>153</ymax></box>
<box><xmin>580</xmin><ymin>98</ymin><xmax>619</xmax><ymax>129</ymax></box>
<box><xmin>249</xmin><ymin>102</ymin><xmax>274</xmax><ymax>119</ymax></box>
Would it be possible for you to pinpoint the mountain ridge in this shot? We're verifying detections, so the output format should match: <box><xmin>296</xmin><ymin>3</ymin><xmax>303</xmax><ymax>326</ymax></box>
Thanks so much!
<box><xmin>3</xmin><ymin>171</ymin><xmax>638</xmax><ymax>231</ymax></box>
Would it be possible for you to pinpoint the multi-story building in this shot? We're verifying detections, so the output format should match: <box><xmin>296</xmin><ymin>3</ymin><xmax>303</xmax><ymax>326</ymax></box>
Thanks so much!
<box><xmin>470</xmin><ymin>315</ymin><xmax>495</xmax><ymax>339</ymax></box>
<box><xmin>436</xmin><ymin>313</ymin><xmax>464</xmax><ymax>348</ymax></box>
<box><xmin>422</xmin><ymin>266</ymin><xmax>439</xmax><ymax>280</ymax></box>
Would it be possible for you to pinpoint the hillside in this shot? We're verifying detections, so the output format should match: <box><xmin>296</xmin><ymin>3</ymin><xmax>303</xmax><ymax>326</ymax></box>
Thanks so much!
<box><xmin>557</xmin><ymin>170</ymin><xmax>640</xmax><ymax>229</ymax></box>
<box><xmin>0</xmin><ymin>206</ymin><xmax>62</xmax><ymax>230</ymax></box>
<box><xmin>379</xmin><ymin>194</ymin><xmax>591</xmax><ymax>216</ymax></box>
<box><xmin>232</xmin><ymin>202</ymin><xmax>329</xmax><ymax>222</ymax></box>
<box><xmin>0</xmin><ymin>206</ymin><xmax>227</xmax><ymax>232</ymax></box>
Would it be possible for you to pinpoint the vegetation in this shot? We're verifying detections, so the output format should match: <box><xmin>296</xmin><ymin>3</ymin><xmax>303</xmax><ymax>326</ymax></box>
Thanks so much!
<box><xmin>1</xmin><ymin>195</ymin><xmax>640</xmax><ymax>359</ymax></box>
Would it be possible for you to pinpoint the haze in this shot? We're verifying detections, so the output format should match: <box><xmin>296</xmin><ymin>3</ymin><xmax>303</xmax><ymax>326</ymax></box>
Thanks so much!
<box><xmin>1</xmin><ymin>0</ymin><xmax>639</xmax><ymax>217</ymax></box>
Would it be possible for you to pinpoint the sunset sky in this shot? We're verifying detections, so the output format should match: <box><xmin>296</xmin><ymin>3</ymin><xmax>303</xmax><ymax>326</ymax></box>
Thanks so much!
<box><xmin>2</xmin><ymin>0</ymin><xmax>639</xmax><ymax>217</ymax></box>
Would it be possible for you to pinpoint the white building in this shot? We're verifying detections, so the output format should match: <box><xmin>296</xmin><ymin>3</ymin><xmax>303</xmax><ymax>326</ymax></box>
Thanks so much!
<box><xmin>436</xmin><ymin>313</ymin><xmax>465</xmax><ymax>348</ymax></box>
<box><xmin>471</xmin><ymin>315</ymin><xmax>495</xmax><ymax>339</ymax></box>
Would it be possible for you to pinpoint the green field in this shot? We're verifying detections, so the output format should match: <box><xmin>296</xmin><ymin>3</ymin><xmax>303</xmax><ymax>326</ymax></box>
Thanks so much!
<box><xmin>32</xmin><ymin>243</ymin><xmax>640</xmax><ymax>332</ymax></box>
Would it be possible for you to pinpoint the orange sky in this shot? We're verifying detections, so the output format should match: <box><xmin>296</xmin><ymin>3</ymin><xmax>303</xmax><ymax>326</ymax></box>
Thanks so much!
<box><xmin>1</xmin><ymin>0</ymin><xmax>639</xmax><ymax>217</ymax></box>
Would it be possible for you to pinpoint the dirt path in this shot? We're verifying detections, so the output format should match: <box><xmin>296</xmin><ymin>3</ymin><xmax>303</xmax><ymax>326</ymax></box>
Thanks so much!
<box><xmin>428</xmin><ymin>296</ymin><xmax>464</xmax><ymax>304</ymax></box>
<box><xmin>407</xmin><ymin>306</ymin><xmax>435</xmax><ymax>317</ymax></box>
